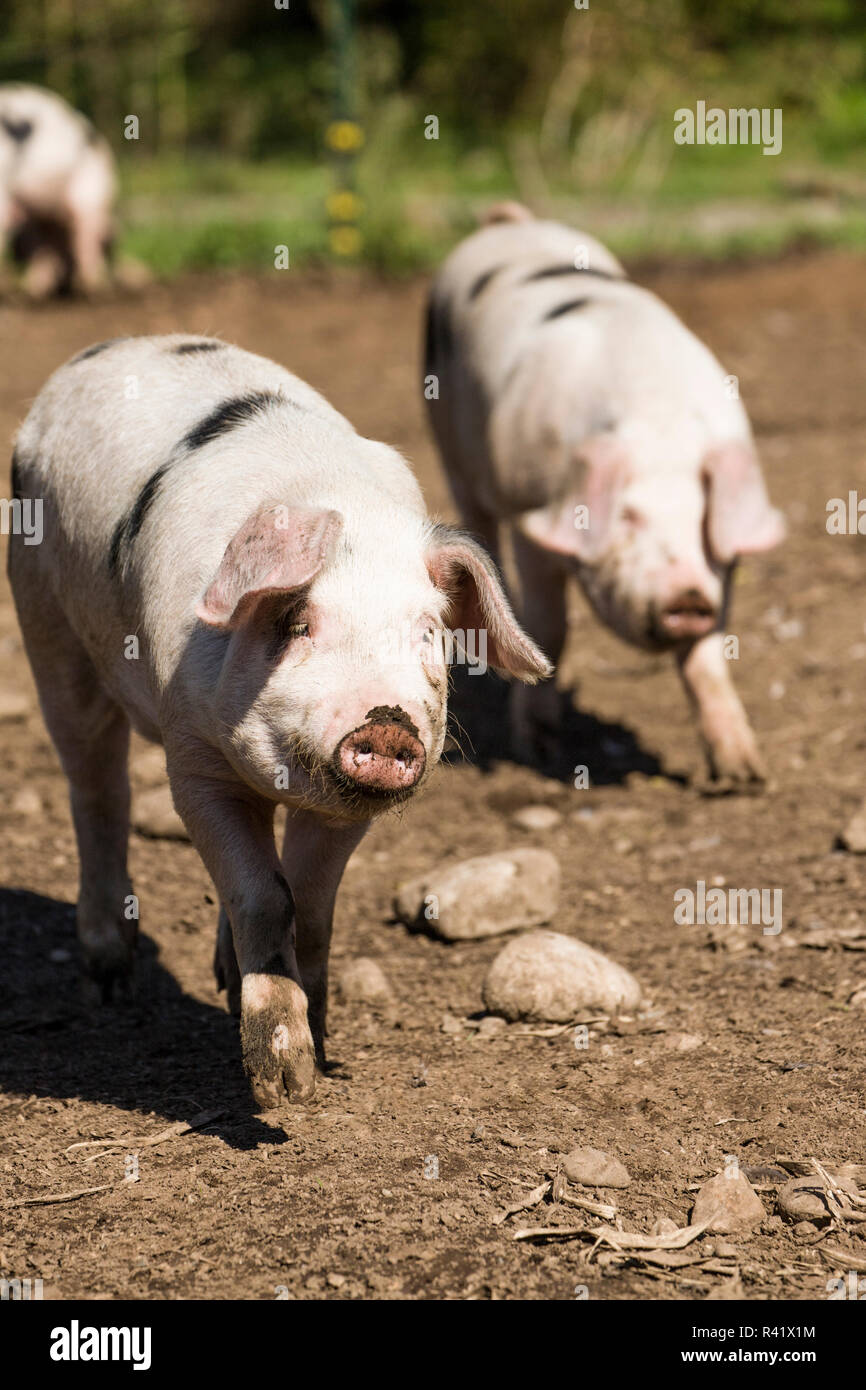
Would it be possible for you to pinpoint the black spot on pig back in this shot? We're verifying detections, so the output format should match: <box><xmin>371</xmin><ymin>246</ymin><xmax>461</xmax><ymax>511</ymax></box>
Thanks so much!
<box><xmin>468</xmin><ymin>265</ymin><xmax>504</xmax><ymax>300</ymax></box>
<box><xmin>524</xmin><ymin>263</ymin><xmax>626</xmax><ymax>284</ymax></box>
<box><xmin>72</xmin><ymin>339</ymin><xmax>127</xmax><ymax>364</ymax></box>
<box><xmin>542</xmin><ymin>297</ymin><xmax>591</xmax><ymax>322</ymax></box>
<box><xmin>108</xmin><ymin>463</ymin><xmax>172</xmax><ymax>575</ymax></box>
<box><xmin>182</xmin><ymin>392</ymin><xmax>283</xmax><ymax>451</ymax></box>
<box><xmin>1</xmin><ymin>116</ymin><xmax>33</xmax><ymax>143</ymax></box>
<box><xmin>173</xmin><ymin>341</ymin><xmax>225</xmax><ymax>355</ymax></box>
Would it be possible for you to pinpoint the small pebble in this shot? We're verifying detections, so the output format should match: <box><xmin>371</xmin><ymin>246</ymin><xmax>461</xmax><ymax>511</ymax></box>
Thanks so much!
<box><xmin>512</xmin><ymin>805</ymin><xmax>562</xmax><ymax>832</ymax></box>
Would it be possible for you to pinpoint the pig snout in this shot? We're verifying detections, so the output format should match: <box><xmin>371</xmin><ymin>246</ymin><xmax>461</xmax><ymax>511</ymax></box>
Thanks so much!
<box><xmin>656</xmin><ymin>588</ymin><xmax>717</xmax><ymax>641</ymax></box>
<box><xmin>334</xmin><ymin>719</ymin><xmax>427</xmax><ymax>797</ymax></box>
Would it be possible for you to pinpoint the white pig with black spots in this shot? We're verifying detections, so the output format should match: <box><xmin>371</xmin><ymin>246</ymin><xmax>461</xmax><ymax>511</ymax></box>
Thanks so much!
<box><xmin>9</xmin><ymin>335</ymin><xmax>550</xmax><ymax>1107</ymax></box>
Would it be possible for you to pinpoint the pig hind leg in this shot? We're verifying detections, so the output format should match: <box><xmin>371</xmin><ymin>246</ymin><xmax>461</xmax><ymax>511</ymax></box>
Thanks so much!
<box><xmin>11</xmin><ymin>577</ymin><xmax>135</xmax><ymax>995</ymax></box>
<box><xmin>509</xmin><ymin>527</ymin><xmax>568</xmax><ymax>761</ymax></box>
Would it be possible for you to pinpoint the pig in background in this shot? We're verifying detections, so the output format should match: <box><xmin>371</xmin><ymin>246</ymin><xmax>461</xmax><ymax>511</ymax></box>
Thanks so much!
<box><xmin>8</xmin><ymin>335</ymin><xmax>549</xmax><ymax>1108</ymax></box>
<box><xmin>0</xmin><ymin>84</ymin><xmax>116</xmax><ymax>297</ymax></box>
<box><xmin>425</xmin><ymin>202</ymin><xmax>786</xmax><ymax>787</ymax></box>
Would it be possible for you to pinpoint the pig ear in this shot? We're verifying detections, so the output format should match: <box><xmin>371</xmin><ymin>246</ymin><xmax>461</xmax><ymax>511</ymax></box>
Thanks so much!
<box><xmin>426</xmin><ymin>526</ymin><xmax>553</xmax><ymax>684</ymax></box>
<box><xmin>703</xmin><ymin>442</ymin><xmax>786</xmax><ymax>564</ymax></box>
<box><xmin>196</xmin><ymin>505</ymin><xmax>342</xmax><ymax>630</ymax></box>
<box><xmin>517</xmin><ymin>434</ymin><xmax>628</xmax><ymax>563</ymax></box>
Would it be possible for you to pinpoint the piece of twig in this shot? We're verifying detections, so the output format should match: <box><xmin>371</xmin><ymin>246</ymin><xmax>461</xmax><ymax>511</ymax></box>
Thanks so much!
<box><xmin>559</xmin><ymin>1191</ymin><xmax>617</xmax><ymax>1220</ymax></box>
<box><xmin>494</xmin><ymin>1180</ymin><xmax>551</xmax><ymax>1225</ymax></box>
<box><xmin>66</xmin><ymin>1111</ymin><xmax>222</xmax><ymax>1162</ymax></box>
<box><xmin>821</xmin><ymin>1247</ymin><xmax>866</xmax><ymax>1272</ymax></box>
<box><xmin>5</xmin><ymin>1183</ymin><xmax>112</xmax><ymax>1209</ymax></box>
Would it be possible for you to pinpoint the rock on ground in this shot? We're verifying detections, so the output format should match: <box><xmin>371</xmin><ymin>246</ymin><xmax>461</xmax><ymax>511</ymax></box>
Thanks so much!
<box><xmin>482</xmin><ymin>929</ymin><xmax>641</xmax><ymax>1021</ymax></box>
<box><xmin>691</xmin><ymin>1172</ymin><xmax>766</xmax><ymax>1234</ymax></box>
<box><xmin>394</xmin><ymin>849</ymin><xmax>559</xmax><ymax>941</ymax></box>
<box><xmin>563</xmin><ymin>1146</ymin><xmax>631</xmax><ymax>1188</ymax></box>
<box><xmin>335</xmin><ymin>957</ymin><xmax>393</xmax><ymax>1005</ymax></box>
<box><xmin>840</xmin><ymin>801</ymin><xmax>866</xmax><ymax>853</ymax></box>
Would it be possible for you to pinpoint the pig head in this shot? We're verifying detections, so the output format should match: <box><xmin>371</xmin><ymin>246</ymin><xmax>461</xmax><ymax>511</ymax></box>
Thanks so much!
<box><xmin>190</xmin><ymin>505</ymin><xmax>550</xmax><ymax>822</ymax></box>
<box><xmin>516</xmin><ymin>435</ymin><xmax>785</xmax><ymax>783</ymax></box>
<box><xmin>519</xmin><ymin>436</ymin><xmax>785</xmax><ymax>651</ymax></box>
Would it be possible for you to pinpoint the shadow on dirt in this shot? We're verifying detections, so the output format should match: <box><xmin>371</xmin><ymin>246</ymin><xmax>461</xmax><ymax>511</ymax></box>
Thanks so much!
<box><xmin>0</xmin><ymin>886</ymin><xmax>291</xmax><ymax>1149</ymax></box>
<box><xmin>444</xmin><ymin>665</ymin><xmax>684</xmax><ymax>787</ymax></box>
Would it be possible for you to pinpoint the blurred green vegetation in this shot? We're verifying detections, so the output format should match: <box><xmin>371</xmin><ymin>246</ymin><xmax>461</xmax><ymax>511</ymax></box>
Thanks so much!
<box><xmin>3</xmin><ymin>0</ymin><xmax>866</xmax><ymax>272</ymax></box>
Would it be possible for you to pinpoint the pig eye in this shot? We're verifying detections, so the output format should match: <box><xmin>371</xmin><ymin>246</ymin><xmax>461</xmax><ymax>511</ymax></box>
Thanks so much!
<box><xmin>622</xmin><ymin>506</ymin><xmax>646</xmax><ymax>529</ymax></box>
<box><xmin>272</xmin><ymin>610</ymin><xmax>310</xmax><ymax>650</ymax></box>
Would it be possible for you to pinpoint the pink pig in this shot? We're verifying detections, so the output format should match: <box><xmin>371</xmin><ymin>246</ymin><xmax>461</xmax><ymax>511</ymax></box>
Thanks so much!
<box><xmin>9</xmin><ymin>335</ymin><xmax>549</xmax><ymax>1107</ymax></box>
<box><xmin>425</xmin><ymin>203</ymin><xmax>785</xmax><ymax>784</ymax></box>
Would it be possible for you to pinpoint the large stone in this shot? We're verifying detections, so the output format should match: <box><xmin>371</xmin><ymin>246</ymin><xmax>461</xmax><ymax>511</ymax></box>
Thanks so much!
<box><xmin>482</xmin><ymin>929</ymin><xmax>641</xmax><ymax>1022</ymax></box>
<box><xmin>563</xmin><ymin>1147</ymin><xmax>631</xmax><ymax>1188</ymax></box>
<box><xmin>691</xmin><ymin>1172</ymin><xmax>766</xmax><ymax>1234</ymax></box>
<box><xmin>394</xmin><ymin>849</ymin><xmax>559</xmax><ymax>941</ymax></box>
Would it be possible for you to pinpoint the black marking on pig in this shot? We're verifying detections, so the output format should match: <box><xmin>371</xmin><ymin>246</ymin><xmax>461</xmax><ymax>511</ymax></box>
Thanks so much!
<box><xmin>182</xmin><ymin>391</ymin><xmax>283</xmax><ymax>451</ymax></box>
<box><xmin>0</xmin><ymin>116</ymin><xmax>33</xmax><ymax>143</ymax></box>
<box><xmin>524</xmin><ymin>263</ymin><xmax>625</xmax><ymax>283</ymax></box>
<box><xmin>108</xmin><ymin>462</ymin><xmax>172</xmax><ymax>575</ymax></box>
<box><xmin>542</xmin><ymin>297</ymin><xmax>591</xmax><ymax>322</ymax></box>
<box><xmin>468</xmin><ymin>265</ymin><xmax>503</xmax><ymax>300</ymax></box>
<box><xmin>72</xmin><ymin>338</ymin><xmax>125</xmax><ymax>364</ymax></box>
<box><xmin>364</xmin><ymin>705</ymin><xmax>420</xmax><ymax>739</ymax></box>
<box><xmin>173</xmin><ymin>341</ymin><xmax>225</xmax><ymax>355</ymax></box>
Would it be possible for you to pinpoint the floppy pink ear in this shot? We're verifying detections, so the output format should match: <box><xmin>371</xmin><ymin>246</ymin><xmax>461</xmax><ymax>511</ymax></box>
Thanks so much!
<box><xmin>517</xmin><ymin>434</ymin><xmax>628</xmax><ymax>563</ymax></box>
<box><xmin>703</xmin><ymin>442</ymin><xmax>786</xmax><ymax>565</ymax></box>
<box><xmin>196</xmin><ymin>505</ymin><xmax>342</xmax><ymax>629</ymax></box>
<box><xmin>426</xmin><ymin>527</ymin><xmax>552</xmax><ymax>683</ymax></box>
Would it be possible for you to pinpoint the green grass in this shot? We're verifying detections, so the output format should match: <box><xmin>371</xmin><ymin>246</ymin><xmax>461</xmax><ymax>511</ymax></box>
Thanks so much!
<box><xmin>116</xmin><ymin>127</ymin><xmax>866</xmax><ymax>279</ymax></box>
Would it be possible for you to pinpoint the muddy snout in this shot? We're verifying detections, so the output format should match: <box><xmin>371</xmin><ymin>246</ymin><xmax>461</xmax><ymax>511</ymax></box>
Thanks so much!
<box><xmin>334</xmin><ymin>718</ymin><xmax>426</xmax><ymax>797</ymax></box>
<box><xmin>656</xmin><ymin>588</ymin><xmax>717</xmax><ymax>641</ymax></box>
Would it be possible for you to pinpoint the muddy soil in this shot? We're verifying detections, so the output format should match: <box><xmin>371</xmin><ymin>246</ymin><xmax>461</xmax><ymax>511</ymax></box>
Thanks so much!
<box><xmin>1</xmin><ymin>253</ymin><xmax>864</xmax><ymax>1300</ymax></box>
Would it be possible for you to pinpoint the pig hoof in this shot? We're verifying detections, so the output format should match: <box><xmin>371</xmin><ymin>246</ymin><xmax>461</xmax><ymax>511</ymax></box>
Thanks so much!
<box><xmin>704</xmin><ymin>745</ymin><xmax>767</xmax><ymax>791</ymax></box>
<box><xmin>240</xmin><ymin>977</ymin><xmax>318</xmax><ymax>1109</ymax></box>
<box><xmin>80</xmin><ymin>945</ymin><xmax>135</xmax><ymax>1005</ymax></box>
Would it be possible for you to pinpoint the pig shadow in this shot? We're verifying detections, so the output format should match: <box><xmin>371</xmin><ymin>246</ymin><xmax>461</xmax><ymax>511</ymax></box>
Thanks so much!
<box><xmin>444</xmin><ymin>665</ymin><xmax>683</xmax><ymax>786</ymax></box>
<box><xmin>0</xmin><ymin>886</ymin><xmax>325</xmax><ymax>1150</ymax></box>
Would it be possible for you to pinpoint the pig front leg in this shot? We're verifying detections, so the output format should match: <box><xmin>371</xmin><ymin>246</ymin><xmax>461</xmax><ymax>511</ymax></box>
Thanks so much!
<box><xmin>676</xmin><ymin>631</ymin><xmax>766</xmax><ymax>786</ymax></box>
<box><xmin>280</xmin><ymin>812</ymin><xmax>369</xmax><ymax>1065</ymax></box>
<box><xmin>212</xmin><ymin>812</ymin><xmax>367</xmax><ymax>1064</ymax></box>
<box><xmin>68</xmin><ymin>207</ymin><xmax>111</xmax><ymax>294</ymax></box>
<box><xmin>170</xmin><ymin>770</ymin><xmax>317</xmax><ymax>1108</ymax></box>
<box><xmin>509</xmin><ymin>527</ymin><xmax>568</xmax><ymax>760</ymax></box>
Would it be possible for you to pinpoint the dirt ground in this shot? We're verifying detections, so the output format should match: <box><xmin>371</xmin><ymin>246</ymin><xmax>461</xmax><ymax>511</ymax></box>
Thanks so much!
<box><xmin>1</xmin><ymin>252</ymin><xmax>865</xmax><ymax>1302</ymax></box>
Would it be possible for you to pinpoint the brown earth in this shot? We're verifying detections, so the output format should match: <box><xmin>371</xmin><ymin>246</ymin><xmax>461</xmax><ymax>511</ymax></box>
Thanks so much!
<box><xmin>0</xmin><ymin>253</ymin><xmax>865</xmax><ymax>1302</ymax></box>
